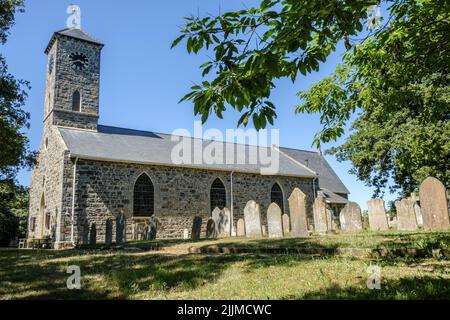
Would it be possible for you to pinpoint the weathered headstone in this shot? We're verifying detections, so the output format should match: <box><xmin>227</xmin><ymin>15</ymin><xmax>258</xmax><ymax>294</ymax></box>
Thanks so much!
<box><xmin>105</xmin><ymin>219</ymin><xmax>113</xmax><ymax>245</ymax></box>
<box><xmin>313</xmin><ymin>193</ymin><xmax>328</xmax><ymax>234</ymax></box>
<box><xmin>237</xmin><ymin>219</ymin><xmax>245</xmax><ymax>237</ymax></box>
<box><xmin>367</xmin><ymin>199</ymin><xmax>389</xmax><ymax>231</ymax></box>
<box><xmin>116</xmin><ymin>215</ymin><xmax>126</xmax><ymax>244</ymax></box>
<box><xmin>244</xmin><ymin>200</ymin><xmax>262</xmax><ymax>237</ymax></box>
<box><xmin>89</xmin><ymin>223</ymin><xmax>97</xmax><ymax>245</ymax></box>
<box><xmin>267</xmin><ymin>203</ymin><xmax>283</xmax><ymax>238</ymax></box>
<box><xmin>419</xmin><ymin>177</ymin><xmax>450</xmax><ymax>230</ymax></box>
<box><xmin>206</xmin><ymin>219</ymin><xmax>217</xmax><ymax>239</ymax></box>
<box><xmin>409</xmin><ymin>193</ymin><xmax>423</xmax><ymax>227</ymax></box>
<box><xmin>183</xmin><ymin>228</ymin><xmax>189</xmax><ymax>240</ymax></box>
<box><xmin>148</xmin><ymin>217</ymin><xmax>158</xmax><ymax>240</ymax></box>
<box><xmin>82</xmin><ymin>220</ymin><xmax>89</xmax><ymax>244</ymax></box>
<box><xmin>282</xmin><ymin>214</ymin><xmax>290</xmax><ymax>235</ymax></box>
<box><xmin>339</xmin><ymin>202</ymin><xmax>363</xmax><ymax>232</ymax></box>
<box><xmin>395</xmin><ymin>199</ymin><xmax>418</xmax><ymax>231</ymax></box>
<box><xmin>288</xmin><ymin>188</ymin><xmax>309</xmax><ymax>237</ymax></box>
<box><xmin>414</xmin><ymin>203</ymin><xmax>423</xmax><ymax>226</ymax></box>
<box><xmin>326</xmin><ymin>209</ymin><xmax>334</xmax><ymax>232</ymax></box>
<box><xmin>220</xmin><ymin>208</ymin><xmax>231</xmax><ymax>237</ymax></box>
<box><xmin>212</xmin><ymin>207</ymin><xmax>229</xmax><ymax>237</ymax></box>
<box><xmin>192</xmin><ymin>216</ymin><xmax>202</xmax><ymax>241</ymax></box>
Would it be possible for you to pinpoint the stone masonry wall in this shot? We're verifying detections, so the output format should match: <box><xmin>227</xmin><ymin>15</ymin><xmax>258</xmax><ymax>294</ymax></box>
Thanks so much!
<box><xmin>28</xmin><ymin>124</ymin><xmax>67</xmax><ymax>243</ymax></box>
<box><xmin>61</xmin><ymin>159</ymin><xmax>315</xmax><ymax>243</ymax></box>
<box><xmin>50</xmin><ymin>35</ymin><xmax>102</xmax><ymax>130</ymax></box>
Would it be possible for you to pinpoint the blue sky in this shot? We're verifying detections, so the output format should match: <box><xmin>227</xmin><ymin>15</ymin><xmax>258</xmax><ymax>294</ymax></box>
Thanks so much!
<box><xmin>3</xmin><ymin>0</ymin><xmax>398</xmax><ymax>210</ymax></box>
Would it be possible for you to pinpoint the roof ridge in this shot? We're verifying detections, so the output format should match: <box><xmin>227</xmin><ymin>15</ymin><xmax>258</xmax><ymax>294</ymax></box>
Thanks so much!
<box><xmin>278</xmin><ymin>146</ymin><xmax>320</xmax><ymax>154</ymax></box>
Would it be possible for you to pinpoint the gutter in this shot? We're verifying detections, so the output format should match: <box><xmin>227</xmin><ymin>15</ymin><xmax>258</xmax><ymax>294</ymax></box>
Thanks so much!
<box><xmin>70</xmin><ymin>157</ymin><xmax>79</xmax><ymax>244</ymax></box>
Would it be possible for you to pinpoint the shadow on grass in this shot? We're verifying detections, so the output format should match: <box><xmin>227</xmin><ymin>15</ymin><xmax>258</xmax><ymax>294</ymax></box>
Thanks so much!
<box><xmin>0</xmin><ymin>248</ymin><xmax>334</xmax><ymax>300</ymax></box>
<box><xmin>284</xmin><ymin>276</ymin><xmax>450</xmax><ymax>300</ymax></box>
<box><xmin>1</xmin><ymin>230</ymin><xmax>449</xmax><ymax>300</ymax></box>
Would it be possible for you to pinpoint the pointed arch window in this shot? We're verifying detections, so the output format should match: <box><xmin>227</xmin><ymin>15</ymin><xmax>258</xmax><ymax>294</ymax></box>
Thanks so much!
<box><xmin>210</xmin><ymin>178</ymin><xmax>226</xmax><ymax>211</ymax></box>
<box><xmin>72</xmin><ymin>90</ymin><xmax>81</xmax><ymax>112</ymax></box>
<box><xmin>271</xmin><ymin>183</ymin><xmax>284</xmax><ymax>212</ymax></box>
<box><xmin>133</xmin><ymin>174</ymin><xmax>154</xmax><ymax>217</ymax></box>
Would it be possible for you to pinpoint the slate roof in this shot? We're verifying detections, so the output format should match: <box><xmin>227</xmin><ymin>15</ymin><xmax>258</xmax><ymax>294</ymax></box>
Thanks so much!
<box><xmin>277</xmin><ymin>147</ymin><xmax>350</xmax><ymax>195</ymax></box>
<box><xmin>320</xmin><ymin>188</ymin><xmax>349</xmax><ymax>204</ymax></box>
<box><xmin>45</xmin><ymin>28</ymin><xmax>103</xmax><ymax>53</ymax></box>
<box><xmin>58</xmin><ymin>125</ymin><xmax>349</xmax><ymax>195</ymax></box>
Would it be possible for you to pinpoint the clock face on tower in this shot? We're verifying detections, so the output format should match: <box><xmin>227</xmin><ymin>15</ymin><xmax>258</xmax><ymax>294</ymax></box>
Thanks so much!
<box><xmin>69</xmin><ymin>52</ymin><xmax>89</xmax><ymax>71</ymax></box>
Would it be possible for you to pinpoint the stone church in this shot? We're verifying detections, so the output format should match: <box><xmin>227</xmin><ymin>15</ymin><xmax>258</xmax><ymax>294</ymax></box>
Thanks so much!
<box><xmin>27</xmin><ymin>26</ymin><xmax>350</xmax><ymax>249</ymax></box>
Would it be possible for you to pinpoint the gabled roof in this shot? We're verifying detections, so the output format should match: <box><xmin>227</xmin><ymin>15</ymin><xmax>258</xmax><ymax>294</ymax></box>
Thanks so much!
<box><xmin>58</xmin><ymin>125</ymin><xmax>318</xmax><ymax>178</ymax></box>
<box><xmin>57</xmin><ymin>125</ymin><xmax>349</xmax><ymax>194</ymax></box>
<box><xmin>279</xmin><ymin>147</ymin><xmax>350</xmax><ymax>195</ymax></box>
<box><xmin>45</xmin><ymin>28</ymin><xmax>103</xmax><ymax>53</ymax></box>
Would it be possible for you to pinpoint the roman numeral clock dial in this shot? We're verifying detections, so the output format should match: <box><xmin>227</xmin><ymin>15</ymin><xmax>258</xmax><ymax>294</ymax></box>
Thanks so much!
<box><xmin>69</xmin><ymin>52</ymin><xmax>89</xmax><ymax>71</ymax></box>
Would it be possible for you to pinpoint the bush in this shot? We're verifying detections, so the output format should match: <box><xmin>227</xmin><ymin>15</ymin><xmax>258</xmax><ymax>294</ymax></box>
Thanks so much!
<box><xmin>0</xmin><ymin>206</ymin><xmax>19</xmax><ymax>246</ymax></box>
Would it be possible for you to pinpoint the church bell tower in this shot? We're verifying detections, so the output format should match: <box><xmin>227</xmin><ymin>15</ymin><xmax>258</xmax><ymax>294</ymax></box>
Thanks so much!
<box><xmin>44</xmin><ymin>23</ymin><xmax>103</xmax><ymax>130</ymax></box>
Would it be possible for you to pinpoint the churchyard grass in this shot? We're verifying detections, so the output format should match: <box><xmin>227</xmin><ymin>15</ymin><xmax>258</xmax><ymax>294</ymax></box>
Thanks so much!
<box><xmin>1</xmin><ymin>230</ymin><xmax>449</xmax><ymax>300</ymax></box>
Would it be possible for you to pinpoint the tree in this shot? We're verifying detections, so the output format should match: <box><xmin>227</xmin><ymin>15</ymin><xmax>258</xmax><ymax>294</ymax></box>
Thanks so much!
<box><xmin>0</xmin><ymin>0</ymin><xmax>33</xmax><ymax>244</ymax></box>
<box><xmin>0</xmin><ymin>0</ymin><xmax>34</xmax><ymax>182</ymax></box>
<box><xmin>0</xmin><ymin>181</ymin><xmax>26</xmax><ymax>245</ymax></box>
<box><xmin>297</xmin><ymin>0</ymin><xmax>449</xmax><ymax>195</ymax></box>
<box><xmin>173</xmin><ymin>0</ymin><xmax>449</xmax><ymax>195</ymax></box>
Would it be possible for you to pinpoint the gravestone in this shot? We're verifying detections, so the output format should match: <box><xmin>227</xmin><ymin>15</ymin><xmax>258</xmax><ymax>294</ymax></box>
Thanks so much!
<box><xmin>105</xmin><ymin>219</ymin><xmax>113</xmax><ymax>245</ymax></box>
<box><xmin>192</xmin><ymin>216</ymin><xmax>202</xmax><ymax>241</ymax></box>
<box><xmin>326</xmin><ymin>209</ymin><xmax>334</xmax><ymax>232</ymax></box>
<box><xmin>267</xmin><ymin>203</ymin><xmax>283</xmax><ymax>238</ymax></box>
<box><xmin>82</xmin><ymin>220</ymin><xmax>89</xmax><ymax>244</ymax></box>
<box><xmin>148</xmin><ymin>217</ymin><xmax>158</xmax><ymax>240</ymax></box>
<box><xmin>395</xmin><ymin>199</ymin><xmax>418</xmax><ymax>231</ymax></box>
<box><xmin>409</xmin><ymin>193</ymin><xmax>423</xmax><ymax>227</ymax></box>
<box><xmin>206</xmin><ymin>219</ymin><xmax>217</xmax><ymax>239</ymax></box>
<box><xmin>419</xmin><ymin>177</ymin><xmax>450</xmax><ymax>230</ymax></box>
<box><xmin>237</xmin><ymin>219</ymin><xmax>245</xmax><ymax>237</ymax></box>
<box><xmin>221</xmin><ymin>208</ymin><xmax>232</xmax><ymax>237</ymax></box>
<box><xmin>244</xmin><ymin>200</ymin><xmax>262</xmax><ymax>237</ymax></box>
<box><xmin>133</xmin><ymin>222</ymin><xmax>148</xmax><ymax>241</ymax></box>
<box><xmin>89</xmin><ymin>223</ymin><xmax>97</xmax><ymax>245</ymax></box>
<box><xmin>212</xmin><ymin>207</ymin><xmax>228</xmax><ymax>237</ymax></box>
<box><xmin>183</xmin><ymin>228</ymin><xmax>189</xmax><ymax>240</ymax></box>
<box><xmin>414</xmin><ymin>204</ymin><xmax>423</xmax><ymax>226</ymax></box>
<box><xmin>339</xmin><ymin>202</ymin><xmax>363</xmax><ymax>232</ymax></box>
<box><xmin>116</xmin><ymin>215</ymin><xmax>126</xmax><ymax>244</ymax></box>
<box><xmin>367</xmin><ymin>199</ymin><xmax>389</xmax><ymax>231</ymax></box>
<box><xmin>313</xmin><ymin>193</ymin><xmax>328</xmax><ymax>234</ymax></box>
<box><xmin>282</xmin><ymin>214</ymin><xmax>290</xmax><ymax>235</ymax></box>
<box><xmin>288</xmin><ymin>188</ymin><xmax>309</xmax><ymax>237</ymax></box>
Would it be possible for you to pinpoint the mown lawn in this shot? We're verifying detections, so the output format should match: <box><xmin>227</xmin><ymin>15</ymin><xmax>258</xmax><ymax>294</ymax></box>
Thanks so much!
<box><xmin>1</xmin><ymin>231</ymin><xmax>449</xmax><ymax>300</ymax></box>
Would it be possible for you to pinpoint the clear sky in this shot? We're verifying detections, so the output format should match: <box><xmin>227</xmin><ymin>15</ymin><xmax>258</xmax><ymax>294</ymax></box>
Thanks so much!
<box><xmin>3</xmin><ymin>0</ymin><xmax>398</xmax><ymax>210</ymax></box>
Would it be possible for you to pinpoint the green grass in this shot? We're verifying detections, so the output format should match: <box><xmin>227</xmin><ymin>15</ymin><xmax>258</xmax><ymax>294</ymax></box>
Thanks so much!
<box><xmin>1</xmin><ymin>230</ymin><xmax>449</xmax><ymax>300</ymax></box>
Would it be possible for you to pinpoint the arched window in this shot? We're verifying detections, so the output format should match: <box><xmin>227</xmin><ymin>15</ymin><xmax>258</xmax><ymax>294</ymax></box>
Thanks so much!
<box><xmin>271</xmin><ymin>183</ymin><xmax>284</xmax><ymax>212</ymax></box>
<box><xmin>210</xmin><ymin>178</ymin><xmax>226</xmax><ymax>211</ymax></box>
<box><xmin>133</xmin><ymin>174</ymin><xmax>154</xmax><ymax>217</ymax></box>
<box><xmin>72</xmin><ymin>90</ymin><xmax>81</xmax><ymax>112</ymax></box>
